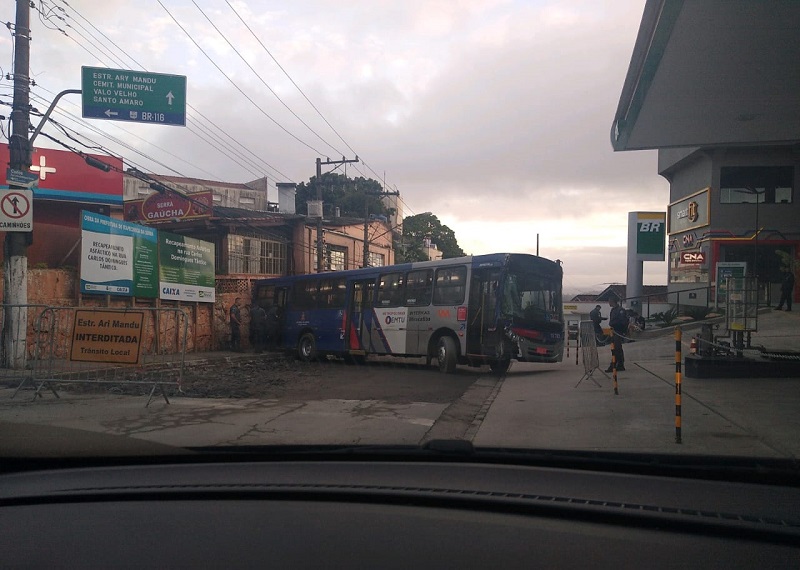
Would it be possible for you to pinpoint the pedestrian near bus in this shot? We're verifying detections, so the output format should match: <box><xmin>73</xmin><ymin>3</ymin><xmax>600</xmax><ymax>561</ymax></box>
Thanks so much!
<box><xmin>229</xmin><ymin>297</ymin><xmax>243</xmax><ymax>352</ymax></box>
<box><xmin>589</xmin><ymin>305</ymin><xmax>605</xmax><ymax>336</ymax></box>
<box><xmin>775</xmin><ymin>269</ymin><xmax>795</xmax><ymax>311</ymax></box>
<box><xmin>589</xmin><ymin>304</ymin><xmax>608</xmax><ymax>346</ymax></box>
<box><xmin>605</xmin><ymin>297</ymin><xmax>628</xmax><ymax>372</ymax></box>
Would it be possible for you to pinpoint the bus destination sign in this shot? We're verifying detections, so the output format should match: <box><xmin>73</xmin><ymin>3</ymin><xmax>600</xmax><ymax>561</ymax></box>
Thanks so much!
<box><xmin>81</xmin><ymin>66</ymin><xmax>187</xmax><ymax>126</ymax></box>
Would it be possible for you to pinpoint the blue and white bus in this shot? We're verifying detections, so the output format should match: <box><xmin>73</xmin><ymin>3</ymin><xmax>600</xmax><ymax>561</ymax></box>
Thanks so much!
<box><xmin>253</xmin><ymin>253</ymin><xmax>564</xmax><ymax>374</ymax></box>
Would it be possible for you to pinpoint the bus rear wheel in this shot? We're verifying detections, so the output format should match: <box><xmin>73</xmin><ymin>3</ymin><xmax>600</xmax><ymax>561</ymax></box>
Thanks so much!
<box><xmin>436</xmin><ymin>336</ymin><xmax>457</xmax><ymax>374</ymax></box>
<box><xmin>298</xmin><ymin>332</ymin><xmax>317</xmax><ymax>362</ymax></box>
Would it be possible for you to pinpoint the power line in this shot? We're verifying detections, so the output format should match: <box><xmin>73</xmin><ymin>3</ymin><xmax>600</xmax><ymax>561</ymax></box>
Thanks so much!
<box><xmin>222</xmin><ymin>0</ymin><xmax>410</xmax><ymax>211</ymax></box>
<box><xmin>53</xmin><ymin>0</ymin><xmax>143</xmax><ymax>70</ymax></box>
<box><xmin>34</xmin><ymin>127</ymin><xmax>319</xmax><ymax>257</ymax></box>
<box><xmin>191</xmin><ymin>0</ymin><xmax>343</xmax><ymax>159</ymax></box>
<box><xmin>156</xmin><ymin>0</ymin><xmax>328</xmax><ymax>157</ymax></box>
<box><xmin>28</xmin><ymin>2</ymin><xmax>419</xmax><ymax>232</ymax></box>
<box><xmin>29</xmin><ymin>86</ymin><xmax>264</xmax><ymax>185</ymax></box>
<box><xmin>36</xmin><ymin>1</ymin><xmax>294</xmax><ymax>185</ymax></box>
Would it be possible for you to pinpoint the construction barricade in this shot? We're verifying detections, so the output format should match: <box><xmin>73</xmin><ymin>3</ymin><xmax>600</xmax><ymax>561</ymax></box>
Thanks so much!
<box><xmin>3</xmin><ymin>305</ymin><xmax>187</xmax><ymax>406</ymax></box>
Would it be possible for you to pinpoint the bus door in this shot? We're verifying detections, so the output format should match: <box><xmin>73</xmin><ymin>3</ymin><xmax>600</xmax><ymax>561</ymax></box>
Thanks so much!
<box><xmin>467</xmin><ymin>269</ymin><xmax>501</xmax><ymax>355</ymax></box>
<box><xmin>274</xmin><ymin>286</ymin><xmax>289</xmax><ymax>347</ymax></box>
<box><xmin>347</xmin><ymin>279</ymin><xmax>375</xmax><ymax>353</ymax></box>
<box><xmin>405</xmin><ymin>269</ymin><xmax>434</xmax><ymax>355</ymax></box>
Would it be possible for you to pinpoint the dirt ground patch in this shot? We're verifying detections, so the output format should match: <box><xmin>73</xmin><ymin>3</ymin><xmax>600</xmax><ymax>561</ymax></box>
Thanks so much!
<box><xmin>6</xmin><ymin>352</ymin><xmax>482</xmax><ymax>403</ymax></box>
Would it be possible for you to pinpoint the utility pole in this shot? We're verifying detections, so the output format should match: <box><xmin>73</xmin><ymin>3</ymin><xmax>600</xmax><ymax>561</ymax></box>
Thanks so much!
<box><xmin>315</xmin><ymin>156</ymin><xmax>358</xmax><ymax>273</ymax></box>
<box><xmin>363</xmin><ymin>189</ymin><xmax>399</xmax><ymax>268</ymax></box>
<box><xmin>4</xmin><ymin>0</ymin><xmax>32</xmax><ymax>369</ymax></box>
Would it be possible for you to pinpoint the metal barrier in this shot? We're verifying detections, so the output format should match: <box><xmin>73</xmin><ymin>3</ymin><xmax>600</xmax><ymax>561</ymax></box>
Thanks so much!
<box><xmin>3</xmin><ymin>305</ymin><xmax>188</xmax><ymax>406</ymax></box>
<box><xmin>575</xmin><ymin>321</ymin><xmax>603</xmax><ymax>388</ymax></box>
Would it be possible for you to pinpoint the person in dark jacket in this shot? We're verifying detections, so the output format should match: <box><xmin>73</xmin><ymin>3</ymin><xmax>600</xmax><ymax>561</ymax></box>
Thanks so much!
<box><xmin>775</xmin><ymin>270</ymin><xmax>795</xmax><ymax>311</ymax></box>
<box><xmin>605</xmin><ymin>297</ymin><xmax>628</xmax><ymax>372</ymax></box>
<box><xmin>589</xmin><ymin>304</ymin><xmax>608</xmax><ymax>346</ymax></box>
<box><xmin>589</xmin><ymin>305</ymin><xmax>605</xmax><ymax>335</ymax></box>
<box><xmin>250</xmin><ymin>303</ymin><xmax>267</xmax><ymax>353</ymax></box>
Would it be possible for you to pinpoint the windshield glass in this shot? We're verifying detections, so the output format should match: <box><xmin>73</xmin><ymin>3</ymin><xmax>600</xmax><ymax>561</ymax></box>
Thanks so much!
<box><xmin>500</xmin><ymin>273</ymin><xmax>561</xmax><ymax>322</ymax></box>
<box><xmin>1</xmin><ymin>1</ymin><xmax>798</xmax><ymax>475</ymax></box>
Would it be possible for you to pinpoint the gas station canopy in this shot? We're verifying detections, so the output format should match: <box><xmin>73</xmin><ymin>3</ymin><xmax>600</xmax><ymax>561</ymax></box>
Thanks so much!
<box><xmin>611</xmin><ymin>0</ymin><xmax>800</xmax><ymax>151</ymax></box>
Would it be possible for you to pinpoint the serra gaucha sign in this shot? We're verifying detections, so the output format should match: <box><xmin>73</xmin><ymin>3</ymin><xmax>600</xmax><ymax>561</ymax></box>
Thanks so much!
<box><xmin>123</xmin><ymin>191</ymin><xmax>212</xmax><ymax>224</ymax></box>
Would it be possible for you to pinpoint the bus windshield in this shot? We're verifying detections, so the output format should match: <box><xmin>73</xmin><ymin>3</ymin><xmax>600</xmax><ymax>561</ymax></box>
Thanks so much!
<box><xmin>500</xmin><ymin>272</ymin><xmax>561</xmax><ymax>323</ymax></box>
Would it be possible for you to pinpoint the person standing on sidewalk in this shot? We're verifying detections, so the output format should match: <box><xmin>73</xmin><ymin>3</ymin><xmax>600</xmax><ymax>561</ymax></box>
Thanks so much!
<box><xmin>229</xmin><ymin>297</ymin><xmax>243</xmax><ymax>352</ymax></box>
<box><xmin>589</xmin><ymin>304</ymin><xmax>608</xmax><ymax>346</ymax></box>
<box><xmin>775</xmin><ymin>269</ymin><xmax>795</xmax><ymax>311</ymax></box>
<box><xmin>605</xmin><ymin>297</ymin><xmax>628</xmax><ymax>372</ymax></box>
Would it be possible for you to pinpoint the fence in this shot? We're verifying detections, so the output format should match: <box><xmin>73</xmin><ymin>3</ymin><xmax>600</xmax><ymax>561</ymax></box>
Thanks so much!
<box><xmin>624</xmin><ymin>282</ymin><xmax>773</xmax><ymax>322</ymax></box>
<box><xmin>575</xmin><ymin>320</ymin><xmax>603</xmax><ymax>388</ymax></box>
<box><xmin>2</xmin><ymin>305</ymin><xmax>187</xmax><ymax>406</ymax></box>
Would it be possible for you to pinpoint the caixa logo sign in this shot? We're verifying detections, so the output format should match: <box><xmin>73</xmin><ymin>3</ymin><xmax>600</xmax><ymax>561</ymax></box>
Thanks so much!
<box><xmin>162</xmin><ymin>286</ymin><xmax>180</xmax><ymax>295</ymax></box>
<box><xmin>680</xmin><ymin>251</ymin><xmax>706</xmax><ymax>265</ymax></box>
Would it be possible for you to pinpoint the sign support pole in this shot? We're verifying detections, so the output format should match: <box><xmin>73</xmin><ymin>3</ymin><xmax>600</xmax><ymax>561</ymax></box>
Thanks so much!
<box><xmin>4</xmin><ymin>0</ymin><xmax>31</xmax><ymax>369</ymax></box>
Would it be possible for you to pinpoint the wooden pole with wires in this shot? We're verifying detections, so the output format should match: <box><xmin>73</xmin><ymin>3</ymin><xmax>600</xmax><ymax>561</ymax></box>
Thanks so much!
<box><xmin>4</xmin><ymin>0</ymin><xmax>32</xmax><ymax>369</ymax></box>
<box><xmin>315</xmin><ymin>156</ymin><xmax>359</xmax><ymax>273</ymax></box>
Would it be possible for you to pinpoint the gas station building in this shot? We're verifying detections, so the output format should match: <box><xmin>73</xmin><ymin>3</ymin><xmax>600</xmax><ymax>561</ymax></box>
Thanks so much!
<box><xmin>612</xmin><ymin>0</ymin><xmax>800</xmax><ymax>304</ymax></box>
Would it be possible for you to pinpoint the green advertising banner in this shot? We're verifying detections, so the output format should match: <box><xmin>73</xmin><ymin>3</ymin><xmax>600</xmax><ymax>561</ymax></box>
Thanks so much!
<box><xmin>158</xmin><ymin>231</ymin><xmax>216</xmax><ymax>302</ymax></box>
<box><xmin>80</xmin><ymin>210</ymin><xmax>159</xmax><ymax>298</ymax></box>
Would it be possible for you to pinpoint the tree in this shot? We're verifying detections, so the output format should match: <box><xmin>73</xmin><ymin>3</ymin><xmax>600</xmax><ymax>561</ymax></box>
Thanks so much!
<box><xmin>400</xmin><ymin>212</ymin><xmax>465</xmax><ymax>262</ymax></box>
<box><xmin>296</xmin><ymin>173</ymin><xmax>388</xmax><ymax>218</ymax></box>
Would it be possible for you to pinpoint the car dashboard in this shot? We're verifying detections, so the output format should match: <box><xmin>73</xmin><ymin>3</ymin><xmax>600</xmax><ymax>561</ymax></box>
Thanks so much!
<box><xmin>1</xmin><ymin>448</ymin><xmax>798</xmax><ymax>568</ymax></box>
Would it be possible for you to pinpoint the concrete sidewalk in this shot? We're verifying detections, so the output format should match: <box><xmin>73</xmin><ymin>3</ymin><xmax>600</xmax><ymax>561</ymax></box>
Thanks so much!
<box><xmin>474</xmin><ymin>309</ymin><xmax>800</xmax><ymax>458</ymax></box>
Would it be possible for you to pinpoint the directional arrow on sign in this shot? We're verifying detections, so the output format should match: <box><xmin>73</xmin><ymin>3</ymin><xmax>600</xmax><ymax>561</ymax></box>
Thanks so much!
<box><xmin>104</xmin><ymin>109</ymin><xmax>119</xmax><ymax>118</ymax></box>
<box><xmin>166</xmin><ymin>91</ymin><xmax>174</xmax><ymax>105</ymax></box>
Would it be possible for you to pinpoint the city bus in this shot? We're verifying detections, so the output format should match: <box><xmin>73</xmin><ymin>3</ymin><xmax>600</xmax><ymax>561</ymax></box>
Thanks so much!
<box><xmin>253</xmin><ymin>253</ymin><xmax>564</xmax><ymax>374</ymax></box>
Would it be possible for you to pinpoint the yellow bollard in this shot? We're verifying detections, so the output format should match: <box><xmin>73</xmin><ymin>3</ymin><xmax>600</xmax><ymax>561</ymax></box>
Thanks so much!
<box><xmin>611</xmin><ymin>337</ymin><xmax>619</xmax><ymax>395</ymax></box>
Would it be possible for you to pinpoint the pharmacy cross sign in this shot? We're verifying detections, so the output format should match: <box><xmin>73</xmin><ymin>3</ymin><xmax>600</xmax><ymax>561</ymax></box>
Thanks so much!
<box><xmin>30</xmin><ymin>155</ymin><xmax>56</xmax><ymax>180</ymax></box>
<box><xmin>81</xmin><ymin>66</ymin><xmax>187</xmax><ymax>126</ymax></box>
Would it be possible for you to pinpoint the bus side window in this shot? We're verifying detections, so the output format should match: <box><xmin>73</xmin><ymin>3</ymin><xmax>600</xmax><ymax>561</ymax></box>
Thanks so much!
<box><xmin>433</xmin><ymin>266</ymin><xmax>467</xmax><ymax>305</ymax></box>
<box><xmin>406</xmin><ymin>269</ymin><xmax>433</xmax><ymax>306</ymax></box>
<box><xmin>378</xmin><ymin>272</ymin><xmax>405</xmax><ymax>307</ymax></box>
<box><xmin>276</xmin><ymin>287</ymin><xmax>288</xmax><ymax>309</ymax></box>
<box><xmin>319</xmin><ymin>279</ymin><xmax>346</xmax><ymax>308</ymax></box>
<box><xmin>294</xmin><ymin>280</ymin><xmax>319</xmax><ymax>309</ymax></box>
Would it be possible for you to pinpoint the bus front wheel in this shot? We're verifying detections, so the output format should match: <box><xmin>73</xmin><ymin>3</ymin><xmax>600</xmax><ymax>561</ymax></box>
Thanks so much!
<box><xmin>436</xmin><ymin>336</ymin><xmax>457</xmax><ymax>374</ymax></box>
<box><xmin>489</xmin><ymin>358</ymin><xmax>511</xmax><ymax>375</ymax></box>
<box><xmin>298</xmin><ymin>332</ymin><xmax>317</xmax><ymax>362</ymax></box>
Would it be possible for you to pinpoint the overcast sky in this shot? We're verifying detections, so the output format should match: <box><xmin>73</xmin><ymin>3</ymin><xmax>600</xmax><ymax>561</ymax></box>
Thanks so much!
<box><xmin>0</xmin><ymin>0</ymin><xmax>669</xmax><ymax>292</ymax></box>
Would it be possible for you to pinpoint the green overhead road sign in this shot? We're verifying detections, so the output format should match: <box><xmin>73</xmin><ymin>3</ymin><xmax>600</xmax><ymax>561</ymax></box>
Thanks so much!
<box><xmin>81</xmin><ymin>66</ymin><xmax>187</xmax><ymax>126</ymax></box>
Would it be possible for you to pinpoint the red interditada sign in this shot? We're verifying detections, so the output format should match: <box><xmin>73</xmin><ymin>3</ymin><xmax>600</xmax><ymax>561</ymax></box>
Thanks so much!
<box><xmin>124</xmin><ymin>190</ymin><xmax>213</xmax><ymax>223</ymax></box>
<box><xmin>0</xmin><ymin>145</ymin><xmax>123</xmax><ymax>204</ymax></box>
